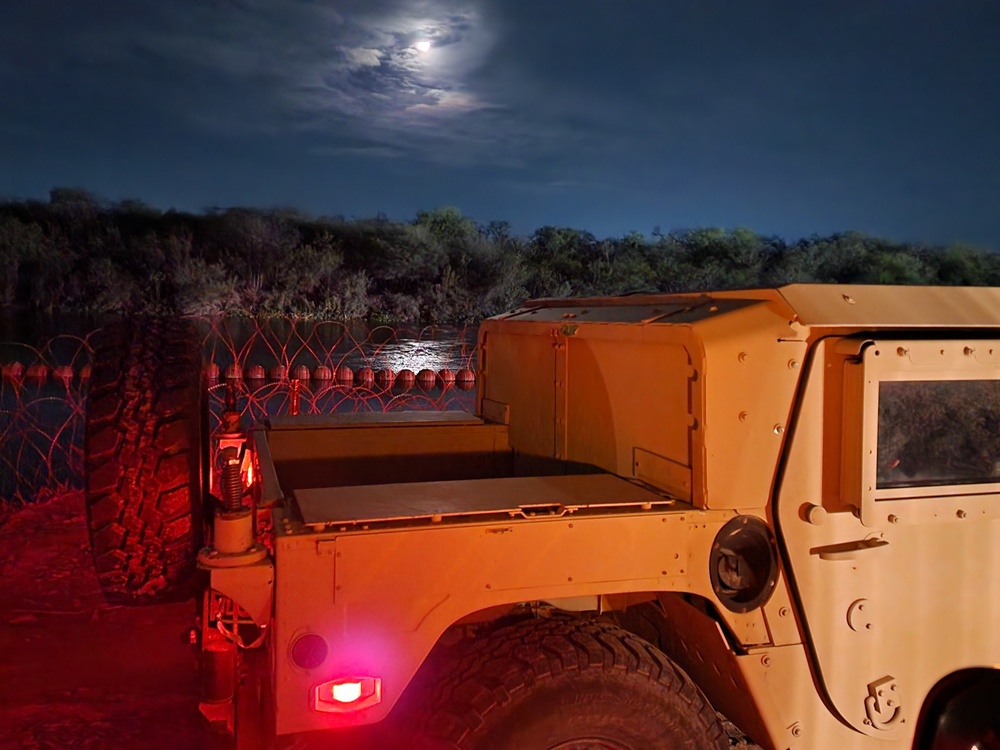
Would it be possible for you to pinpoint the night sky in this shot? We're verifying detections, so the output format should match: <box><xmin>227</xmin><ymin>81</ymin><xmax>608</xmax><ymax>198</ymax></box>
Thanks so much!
<box><xmin>1</xmin><ymin>1</ymin><xmax>997</xmax><ymax>248</ymax></box>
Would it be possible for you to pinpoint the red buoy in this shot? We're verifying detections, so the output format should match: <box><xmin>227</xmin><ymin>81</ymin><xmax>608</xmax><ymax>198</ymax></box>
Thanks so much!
<box><xmin>396</xmin><ymin>369</ymin><xmax>415</xmax><ymax>388</ymax></box>
<box><xmin>79</xmin><ymin>363</ymin><xmax>92</xmax><ymax>381</ymax></box>
<box><xmin>54</xmin><ymin>365</ymin><xmax>74</xmax><ymax>383</ymax></box>
<box><xmin>416</xmin><ymin>368</ymin><xmax>437</xmax><ymax>391</ymax></box>
<box><xmin>25</xmin><ymin>363</ymin><xmax>48</xmax><ymax>381</ymax></box>
<box><xmin>245</xmin><ymin>364</ymin><xmax>266</xmax><ymax>380</ymax></box>
<box><xmin>2</xmin><ymin>362</ymin><xmax>24</xmax><ymax>381</ymax></box>
<box><xmin>205</xmin><ymin>362</ymin><xmax>220</xmax><ymax>381</ymax></box>
<box><xmin>291</xmin><ymin>365</ymin><xmax>311</xmax><ymax>381</ymax></box>
<box><xmin>374</xmin><ymin>368</ymin><xmax>395</xmax><ymax>387</ymax></box>
<box><xmin>456</xmin><ymin>369</ymin><xmax>475</xmax><ymax>390</ymax></box>
<box><xmin>268</xmin><ymin>365</ymin><xmax>287</xmax><ymax>381</ymax></box>
<box><xmin>355</xmin><ymin>367</ymin><xmax>375</xmax><ymax>386</ymax></box>
<box><xmin>313</xmin><ymin>365</ymin><xmax>333</xmax><ymax>381</ymax></box>
<box><xmin>334</xmin><ymin>365</ymin><xmax>353</xmax><ymax>384</ymax></box>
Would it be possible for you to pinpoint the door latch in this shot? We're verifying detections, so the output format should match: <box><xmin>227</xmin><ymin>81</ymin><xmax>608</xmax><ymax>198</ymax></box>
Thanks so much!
<box><xmin>864</xmin><ymin>676</ymin><xmax>902</xmax><ymax>731</ymax></box>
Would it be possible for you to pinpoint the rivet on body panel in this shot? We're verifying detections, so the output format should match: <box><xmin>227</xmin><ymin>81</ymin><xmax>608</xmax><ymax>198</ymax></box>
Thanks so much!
<box><xmin>738</xmin><ymin>351</ymin><xmax>749</xmax><ymax>362</ymax></box>
<box><xmin>957</xmin><ymin>509</ymin><xmax>967</xmax><ymax>519</ymax></box>
<box><xmin>964</xmin><ymin>346</ymin><xmax>975</xmax><ymax>356</ymax></box>
<box><xmin>896</xmin><ymin>346</ymin><xmax>908</xmax><ymax>357</ymax></box>
<box><xmin>773</xmin><ymin>424</ymin><xmax>785</xmax><ymax>435</ymax></box>
<box><xmin>738</xmin><ymin>411</ymin><xmax>748</xmax><ymax>422</ymax></box>
<box><xmin>787</xmin><ymin>359</ymin><xmax>800</xmax><ymax>369</ymax></box>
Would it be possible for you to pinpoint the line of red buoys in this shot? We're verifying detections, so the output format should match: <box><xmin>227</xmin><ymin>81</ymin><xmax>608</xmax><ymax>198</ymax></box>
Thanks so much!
<box><xmin>1</xmin><ymin>362</ymin><xmax>91</xmax><ymax>383</ymax></box>
<box><xmin>1</xmin><ymin>362</ymin><xmax>477</xmax><ymax>390</ymax></box>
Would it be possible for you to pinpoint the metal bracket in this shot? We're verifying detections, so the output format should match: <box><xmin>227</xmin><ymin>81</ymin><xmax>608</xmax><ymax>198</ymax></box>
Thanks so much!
<box><xmin>864</xmin><ymin>675</ymin><xmax>902</xmax><ymax>731</ymax></box>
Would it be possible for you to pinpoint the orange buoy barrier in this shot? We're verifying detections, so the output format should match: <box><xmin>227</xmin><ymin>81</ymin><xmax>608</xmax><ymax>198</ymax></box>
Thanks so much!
<box><xmin>192</xmin><ymin>361</ymin><xmax>474</xmax><ymax>389</ymax></box>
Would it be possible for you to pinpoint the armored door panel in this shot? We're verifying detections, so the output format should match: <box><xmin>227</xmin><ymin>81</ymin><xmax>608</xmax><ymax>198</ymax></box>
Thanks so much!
<box><xmin>777</xmin><ymin>339</ymin><xmax>1000</xmax><ymax>739</ymax></box>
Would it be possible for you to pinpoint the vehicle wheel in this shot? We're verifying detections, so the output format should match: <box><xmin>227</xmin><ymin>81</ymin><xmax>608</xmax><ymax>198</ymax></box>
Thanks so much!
<box><xmin>84</xmin><ymin>318</ymin><xmax>205</xmax><ymax>603</ymax></box>
<box><xmin>417</xmin><ymin>617</ymin><xmax>727</xmax><ymax>750</ymax></box>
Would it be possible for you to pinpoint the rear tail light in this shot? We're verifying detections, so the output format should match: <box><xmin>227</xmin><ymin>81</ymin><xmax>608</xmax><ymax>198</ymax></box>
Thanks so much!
<box><xmin>314</xmin><ymin>676</ymin><xmax>382</xmax><ymax>713</ymax></box>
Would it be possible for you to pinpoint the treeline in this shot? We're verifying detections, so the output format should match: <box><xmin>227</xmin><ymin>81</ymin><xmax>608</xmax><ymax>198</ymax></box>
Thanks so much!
<box><xmin>1</xmin><ymin>187</ymin><xmax>997</xmax><ymax>322</ymax></box>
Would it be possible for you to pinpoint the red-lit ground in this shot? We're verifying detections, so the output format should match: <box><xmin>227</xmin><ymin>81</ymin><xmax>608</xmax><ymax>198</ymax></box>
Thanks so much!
<box><xmin>0</xmin><ymin>491</ymin><xmax>227</xmax><ymax>750</ymax></box>
<box><xmin>0</xmin><ymin>492</ymin><xmax>759</xmax><ymax>750</ymax></box>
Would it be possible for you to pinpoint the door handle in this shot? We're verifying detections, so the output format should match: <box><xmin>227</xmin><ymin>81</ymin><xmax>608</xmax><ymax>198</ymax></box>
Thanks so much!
<box><xmin>811</xmin><ymin>538</ymin><xmax>889</xmax><ymax>561</ymax></box>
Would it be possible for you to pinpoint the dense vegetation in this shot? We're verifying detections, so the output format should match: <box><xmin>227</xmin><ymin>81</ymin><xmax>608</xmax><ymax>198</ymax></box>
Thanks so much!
<box><xmin>1</xmin><ymin>188</ymin><xmax>997</xmax><ymax>323</ymax></box>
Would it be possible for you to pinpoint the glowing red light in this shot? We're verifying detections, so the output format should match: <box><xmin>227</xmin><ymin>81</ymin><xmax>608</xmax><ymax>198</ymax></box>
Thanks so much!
<box><xmin>331</xmin><ymin>681</ymin><xmax>363</xmax><ymax>703</ymax></box>
<box><xmin>314</xmin><ymin>676</ymin><xmax>382</xmax><ymax>713</ymax></box>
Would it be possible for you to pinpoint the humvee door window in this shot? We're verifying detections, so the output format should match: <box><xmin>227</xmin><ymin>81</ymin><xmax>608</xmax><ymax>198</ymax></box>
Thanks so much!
<box><xmin>877</xmin><ymin>380</ymin><xmax>1000</xmax><ymax>489</ymax></box>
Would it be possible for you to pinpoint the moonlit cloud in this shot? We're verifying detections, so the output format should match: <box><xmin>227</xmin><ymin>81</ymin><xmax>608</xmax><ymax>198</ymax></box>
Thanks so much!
<box><xmin>343</xmin><ymin>48</ymin><xmax>383</xmax><ymax>70</ymax></box>
<box><xmin>135</xmin><ymin>1</ymin><xmax>516</xmax><ymax>163</ymax></box>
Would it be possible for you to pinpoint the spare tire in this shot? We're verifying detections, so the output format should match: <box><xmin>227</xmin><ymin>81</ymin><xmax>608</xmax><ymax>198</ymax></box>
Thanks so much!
<box><xmin>84</xmin><ymin>318</ymin><xmax>206</xmax><ymax>603</ymax></box>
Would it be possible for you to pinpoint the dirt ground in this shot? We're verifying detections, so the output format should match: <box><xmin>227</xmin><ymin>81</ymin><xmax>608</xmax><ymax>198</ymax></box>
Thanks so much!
<box><xmin>0</xmin><ymin>491</ymin><xmax>760</xmax><ymax>750</ymax></box>
<box><xmin>0</xmin><ymin>491</ymin><xmax>228</xmax><ymax>750</ymax></box>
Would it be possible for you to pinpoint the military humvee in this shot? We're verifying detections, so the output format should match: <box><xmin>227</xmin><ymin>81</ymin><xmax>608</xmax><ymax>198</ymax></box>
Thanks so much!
<box><xmin>84</xmin><ymin>284</ymin><xmax>1000</xmax><ymax>749</ymax></box>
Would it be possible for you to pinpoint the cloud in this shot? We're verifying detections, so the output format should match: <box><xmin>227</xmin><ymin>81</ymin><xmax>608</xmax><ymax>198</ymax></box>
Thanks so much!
<box><xmin>343</xmin><ymin>48</ymin><xmax>383</xmax><ymax>70</ymax></box>
<box><xmin>112</xmin><ymin>0</ymin><xmax>529</xmax><ymax>164</ymax></box>
<box><xmin>0</xmin><ymin>0</ymin><xmax>667</xmax><ymax>177</ymax></box>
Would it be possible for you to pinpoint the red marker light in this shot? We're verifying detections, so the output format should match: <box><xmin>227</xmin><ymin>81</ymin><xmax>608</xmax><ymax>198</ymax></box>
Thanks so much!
<box><xmin>314</xmin><ymin>676</ymin><xmax>382</xmax><ymax>713</ymax></box>
<box><xmin>332</xmin><ymin>681</ymin><xmax>363</xmax><ymax>703</ymax></box>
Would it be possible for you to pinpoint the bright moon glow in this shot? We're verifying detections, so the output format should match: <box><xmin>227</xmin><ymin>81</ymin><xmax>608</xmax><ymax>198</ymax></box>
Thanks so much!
<box><xmin>415</xmin><ymin>40</ymin><xmax>432</xmax><ymax>52</ymax></box>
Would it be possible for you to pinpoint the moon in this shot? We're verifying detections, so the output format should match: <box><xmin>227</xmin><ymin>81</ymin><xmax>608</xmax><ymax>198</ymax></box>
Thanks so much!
<box><xmin>415</xmin><ymin>40</ymin><xmax>431</xmax><ymax>53</ymax></box>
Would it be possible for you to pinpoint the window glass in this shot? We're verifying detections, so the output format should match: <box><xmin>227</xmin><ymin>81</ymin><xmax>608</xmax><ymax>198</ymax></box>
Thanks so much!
<box><xmin>877</xmin><ymin>380</ymin><xmax>1000</xmax><ymax>489</ymax></box>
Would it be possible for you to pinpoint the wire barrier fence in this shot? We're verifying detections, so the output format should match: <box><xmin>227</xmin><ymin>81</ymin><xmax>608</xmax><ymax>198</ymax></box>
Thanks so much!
<box><xmin>1</xmin><ymin>317</ymin><xmax>478</xmax><ymax>508</ymax></box>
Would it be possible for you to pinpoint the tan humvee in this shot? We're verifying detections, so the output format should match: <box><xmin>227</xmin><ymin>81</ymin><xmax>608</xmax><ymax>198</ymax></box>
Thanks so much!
<box><xmin>175</xmin><ymin>285</ymin><xmax>1000</xmax><ymax>748</ymax></box>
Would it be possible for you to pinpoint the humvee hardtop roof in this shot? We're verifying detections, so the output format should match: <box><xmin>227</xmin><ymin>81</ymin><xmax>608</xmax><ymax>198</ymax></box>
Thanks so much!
<box><xmin>499</xmin><ymin>284</ymin><xmax>1000</xmax><ymax>329</ymax></box>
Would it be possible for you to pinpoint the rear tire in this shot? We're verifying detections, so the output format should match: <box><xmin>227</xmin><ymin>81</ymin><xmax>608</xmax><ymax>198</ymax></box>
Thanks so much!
<box><xmin>84</xmin><ymin>318</ymin><xmax>205</xmax><ymax>603</ymax></box>
<box><xmin>412</xmin><ymin>617</ymin><xmax>727</xmax><ymax>750</ymax></box>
